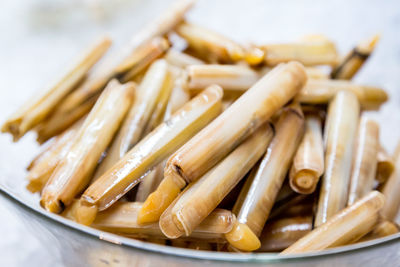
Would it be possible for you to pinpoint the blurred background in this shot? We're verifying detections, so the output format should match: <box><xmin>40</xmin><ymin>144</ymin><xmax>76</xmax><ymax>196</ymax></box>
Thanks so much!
<box><xmin>0</xmin><ymin>0</ymin><xmax>399</xmax><ymax>266</ymax></box>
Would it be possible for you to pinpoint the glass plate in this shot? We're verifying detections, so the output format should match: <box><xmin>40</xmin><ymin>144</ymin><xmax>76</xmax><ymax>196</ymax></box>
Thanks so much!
<box><xmin>1</xmin><ymin>0</ymin><xmax>400</xmax><ymax>265</ymax></box>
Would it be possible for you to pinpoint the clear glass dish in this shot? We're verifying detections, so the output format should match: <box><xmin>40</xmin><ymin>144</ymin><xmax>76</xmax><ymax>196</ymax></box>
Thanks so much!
<box><xmin>1</xmin><ymin>0</ymin><xmax>399</xmax><ymax>266</ymax></box>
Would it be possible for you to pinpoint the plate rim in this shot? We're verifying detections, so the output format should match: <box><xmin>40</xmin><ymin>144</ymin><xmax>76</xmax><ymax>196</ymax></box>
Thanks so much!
<box><xmin>1</xmin><ymin>182</ymin><xmax>400</xmax><ymax>263</ymax></box>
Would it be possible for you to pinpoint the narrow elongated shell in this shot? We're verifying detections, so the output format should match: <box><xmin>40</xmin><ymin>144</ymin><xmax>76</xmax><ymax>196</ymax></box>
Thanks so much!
<box><xmin>76</xmin><ymin>85</ymin><xmax>223</xmax><ymax>226</ymax></box>
<box><xmin>2</xmin><ymin>37</ymin><xmax>111</xmax><ymax>141</ymax></box>
<box><xmin>380</xmin><ymin>142</ymin><xmax>400</xmax><ymax>221</ymax></box>
<box><xmin>315</xmin><ymin>90</ymin><xmax>360</xmax><ymax>226</ymax></box>
<box><xmin>289</xmin><ymin>114</ymin><xmax>324</xmax><ymax>194</ymax></box>
<box><xmin>258</xmin><ymin>216</ymin><xmax>312</xmax><ymax>252</ymax></box>
<box><xmin>347</xmin><ymin>117</ymin><xmax>379</xmax><ymax>205</ymax></box>
<box><xmin>160</xmin><ymin>123</ymin><xmax>273</xmax><ymax>238</ymax></box>
<box><xmin>40</xmin><ymin>80</ymin><xmax>135</xmax><ymax>213</ymax></box>
<box><xmin>282</xmin><ymin>191</ymin><xmax>385</xmax><ymax>254</ymax></box>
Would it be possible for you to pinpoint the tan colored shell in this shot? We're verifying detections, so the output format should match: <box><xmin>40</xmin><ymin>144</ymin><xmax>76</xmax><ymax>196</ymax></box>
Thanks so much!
<box><xmin>76</xmin><ymin>85</ymin><xmax>223</xmax><ymax>225</ymax></box>
<box><xmin>139</xmin><ymin>62</ymin><xmax>306</xmax><ymax>225</ymax></box>
<box><xmin>233</xmin><ymin>105</ymin><xmax>305</xmax><ymax>238</ymax></box>
<box><xmin>282</xmin><ymin>191</ymin><xmax>385</xmax><ymax>254</ymax></box>
<box><xmin>26</xmin><ymin>119</ymin><xmax>83</xmax><ymax>193</ymax></box>
<box><xmin>93</xmin><ymin>60</ymin><xmax>173</xmax><ymax>181</ymax></box>
<box><xmin>314</xmin><ymin>90</ymin><xmax>360</xmax><ymax>226</ymax></box>
<box><xmin>331</xmin><ymin>34</ymin><xmax>380</xmax><ymax>79</ymax></box>
<box><xmin>40</xmin><ymin>80</ymin><xmax>135</xmax><ymax>213</ymax></box>
<box><xmin>376</xmin><ymin>145</ymin><xmax>395</xmax><ymax>184</ymax></box>
<box><xmin>176</xmin><ymin>22</ymin><xmax>245</xmax><ymax>63</ymax></box>
<box><xmin>164</xmin><ymin>49</ymin><xmax>205</xmax><ymax>68</ymax></box>
<box><xmin>159</xmin><ymin>123</ymin><xmax>273</xmax><ymax>238</ymax></box>
<box><xmin>187</xmin><ymin>64</ymin><xmax>259</xmax><ymax>91</ymax></box>
<box><xmin>297</xmin><ymin>79</ymin><xmax>387</xmax><ymax>110</ymax></box>
<box><xmin>347</xmin><ymin>116</ymin><xmax>379</xmax><ymax>205</ymax></box>
<box><xmin>289</xmin><ymin>114</ymin><xmax>324</xmax><ymax>194</ymax></box>
<box><xmin>2</xmin><ymin>36</ymin><xmax>111</xmax><ymax>141</ymax></box>
<box><xmin>380</xmin><ymin>142</ymin><xmax>400</xmax><ymax>221</ymax></box>
<box><xmin>91</xmin><ymin>201</ymin><xmax>234</xmax><ymax>240</ymax></box>
<box><xmin>261</xmin><ymin>40</ymin><xmax>338</xmax><ymax>66</ymax></box>
<box><xmin>258</xmin><ymin>216</ymin><xmax>312</xmax><ymax>252</ymax></box>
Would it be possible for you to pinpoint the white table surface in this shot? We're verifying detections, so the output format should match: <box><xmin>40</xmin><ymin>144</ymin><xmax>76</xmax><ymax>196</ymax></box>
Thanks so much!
<box><xmin>1</xmin><ymin>0</ymin><xmax>400</xmax><ymax>266</ymax></box>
